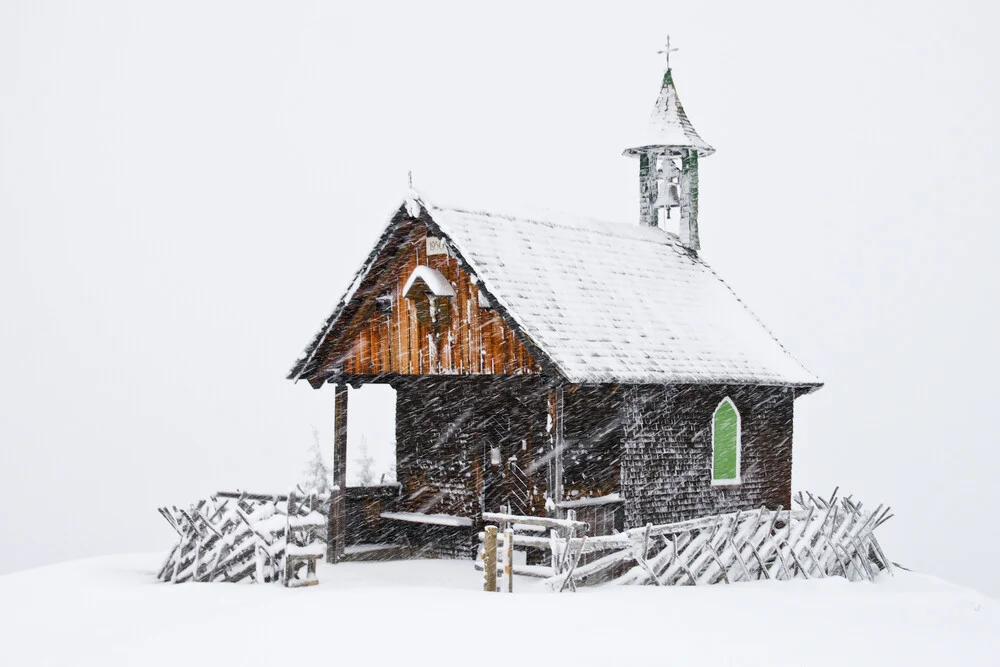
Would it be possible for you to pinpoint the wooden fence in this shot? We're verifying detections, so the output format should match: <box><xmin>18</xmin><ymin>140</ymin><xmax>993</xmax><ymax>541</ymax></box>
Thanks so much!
<box><xmin>158</xmin><ymin>490</ymin><xmax>326</xmax><ymax>586</ymax></box>
<box><xmin>481</xmin><ymin>490</ymin><xmax>892</xmax><ymax>591</ymax></box>
<box><xmin>479</xmin><ymin>510</ymin><xmax>588</xmax><ymax>592</ymax></box>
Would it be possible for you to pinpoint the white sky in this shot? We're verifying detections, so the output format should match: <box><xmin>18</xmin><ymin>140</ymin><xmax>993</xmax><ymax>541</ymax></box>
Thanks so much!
<box><xmin>2</xmin><ymin>1</ymin><xmax>999</xmax><ymax>596</ymax></box>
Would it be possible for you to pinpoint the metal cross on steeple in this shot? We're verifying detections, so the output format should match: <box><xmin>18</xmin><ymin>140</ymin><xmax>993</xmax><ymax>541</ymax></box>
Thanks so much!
<box><xmin>658</xmin><ymin>35</ymin><xmax>679</xmax><ymax>70</ymax></box>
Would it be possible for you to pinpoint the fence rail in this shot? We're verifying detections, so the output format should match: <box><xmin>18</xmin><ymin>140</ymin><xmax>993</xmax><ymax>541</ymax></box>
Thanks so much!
<box><xmin>480</xmin><ymin>490</ymin><xmax>892</xmax><ymax>592</ymax></box>
<box><xmin>158</xmin><ymin>489</ymin><xmax>326</xmax><ymax>586</ymax></box>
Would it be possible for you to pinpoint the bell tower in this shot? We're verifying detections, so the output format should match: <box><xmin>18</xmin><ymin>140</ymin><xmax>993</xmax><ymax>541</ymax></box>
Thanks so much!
<box><xmin>624</xmin><ymin>38</ymin><xmax>714</xmax><ymax>253</ymax></box>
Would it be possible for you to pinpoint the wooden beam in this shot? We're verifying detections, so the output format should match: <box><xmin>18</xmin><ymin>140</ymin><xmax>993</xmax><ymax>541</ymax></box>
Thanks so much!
<box><xmin>482</xmin><ymin>512</ymin><xmax>587</xmax><ymax>532</ymax></box>
<box><xmin>216</xmin><ymin>491</ymin><xmax>287</xmax><ymax>502</ymax></box>
<box><xmin>547</xmin><ymin>386</ymin><xmax>565</xmax><ymax>514</ymax></box>
<box><xmin>329</xmin><ymin>383</ymin><xmax>349</xmax><ymax>563</ymax></box>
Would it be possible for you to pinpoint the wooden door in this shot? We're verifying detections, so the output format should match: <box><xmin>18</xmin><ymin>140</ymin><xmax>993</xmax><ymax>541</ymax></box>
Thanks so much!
<box><xmin>479</xmin><ymin>415</ymin><xmax>534</xmax><ymax>515</ymax></box>
<box><xmin>481</xmin><ymin>416</ymin><xmax>510</xmax><ymax>513</ymax></box>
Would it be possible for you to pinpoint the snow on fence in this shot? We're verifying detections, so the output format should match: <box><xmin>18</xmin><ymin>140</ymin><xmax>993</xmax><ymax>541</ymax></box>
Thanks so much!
<box><xmin>158</xmin><ymin>490</ymin><xmax>327</xmax><ymax>587</ymax></box>
<box><xmin>481</xmin><ymin>490</ymin><xmax>892</xmax><ymax>592</ymax></box>
<box><xmin>479</xmin><ymin>510</ymin><xmax>589</xmax><ymax>592</ymax></box>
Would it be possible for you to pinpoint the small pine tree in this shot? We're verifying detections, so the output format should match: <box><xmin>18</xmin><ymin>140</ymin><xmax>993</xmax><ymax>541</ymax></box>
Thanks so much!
<box><xmin>302</xmin><ymin>426</ymin><xmax>332</xmax><ymax>495</ymax></box>
<box><xmin>355</xmin><ymin>436</ymin><xmax>376</xmax><ymax>487</ymax></box>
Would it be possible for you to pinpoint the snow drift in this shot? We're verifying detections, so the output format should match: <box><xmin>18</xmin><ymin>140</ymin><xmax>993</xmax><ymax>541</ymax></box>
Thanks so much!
<box><xmin>0</xmin><ymin>554</ymin><xmax>996</xmax><ymax>667</ymax></box>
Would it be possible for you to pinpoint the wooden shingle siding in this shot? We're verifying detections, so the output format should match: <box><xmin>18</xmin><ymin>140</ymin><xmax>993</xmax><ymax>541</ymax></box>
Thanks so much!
<box><xmin>323</xmin><ymin>221</ymin><xmax>540</xmax><ymax>379</ymax></box>
<box><xmin>561</xmin><ymin>385</ymin><xmax>624</xmax><ymax>501</ymax></box>
<box><xmin>620</xmin><ymin>384</ymin><xmax>794</xmax><ymax>528</ymax></box>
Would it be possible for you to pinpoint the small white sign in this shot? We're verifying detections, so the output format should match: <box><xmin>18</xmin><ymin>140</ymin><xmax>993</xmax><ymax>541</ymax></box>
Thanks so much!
<box><xmin>426</xmin><ymin>237</ymin><xmax>448</xmax><ymax>256</ymax></box>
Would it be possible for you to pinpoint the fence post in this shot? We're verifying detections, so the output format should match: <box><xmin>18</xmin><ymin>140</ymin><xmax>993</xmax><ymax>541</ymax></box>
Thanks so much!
<box><xmin>484</xmin><ymin>526</ymin><xmax>498</xmax><ymax>592</ymax></box>
<box><xmin>504</xmin><ymin>527</ymin><xmax>514</xmax><ymax>593</ymax></box>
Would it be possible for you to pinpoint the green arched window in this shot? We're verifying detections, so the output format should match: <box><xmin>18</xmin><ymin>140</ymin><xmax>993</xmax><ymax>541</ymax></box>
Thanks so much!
<box><xmin>712</xmin><ymin>397</ymin><xmax>741</xmax><ymax>485</ymax></box>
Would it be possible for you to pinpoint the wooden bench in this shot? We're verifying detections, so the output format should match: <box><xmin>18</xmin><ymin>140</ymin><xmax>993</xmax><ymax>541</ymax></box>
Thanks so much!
<box><xmin>284</xmin><ymin>493</ymin><xmax>326</xmax><ymax>587</ymax></box>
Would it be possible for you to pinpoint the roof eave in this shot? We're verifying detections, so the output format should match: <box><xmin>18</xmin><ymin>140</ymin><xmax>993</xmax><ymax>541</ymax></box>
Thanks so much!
<box><xmin>794</xmin><ymin>381</ymin><xmax>824</xmax><ymax>396</ymax></box>
<box><xmin>623</xmin><ymin>144</ymin><xmax>715</xmax><ymax>158</ymax></box>
<box><xmin>556</xmin><ymin>375</ymin><xmax>823</xmax><ymax>390</ymax></box>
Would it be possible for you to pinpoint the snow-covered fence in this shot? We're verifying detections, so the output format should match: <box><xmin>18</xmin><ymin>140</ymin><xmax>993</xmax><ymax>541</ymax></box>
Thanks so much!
<box><xmin>158</xmin><ymin>490</ymin><xmax>326</xmax><ymax>586</ymax></box>
<box><xmin>480</xmin><ymin>491</ymin><xmax>892</xmax><ymax>591</ymax></box>
<box><xmin>478</xmin><ymin>509</ymin><xmax>589</xmax><ymax>591</ymax></box>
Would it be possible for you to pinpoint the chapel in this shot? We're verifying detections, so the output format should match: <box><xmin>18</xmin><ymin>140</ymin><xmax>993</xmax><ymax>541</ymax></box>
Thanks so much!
<box><xmin>289</xmin><ymin>54</ymin><xmax>821</xmax><ymax>561</ymax></box>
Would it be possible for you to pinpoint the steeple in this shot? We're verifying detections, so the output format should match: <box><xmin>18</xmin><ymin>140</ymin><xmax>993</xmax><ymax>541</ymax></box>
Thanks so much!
<box><xmin>624</xmin><ymin>40</ymin><xmax>713</xmax><ymax>253</ymax></box>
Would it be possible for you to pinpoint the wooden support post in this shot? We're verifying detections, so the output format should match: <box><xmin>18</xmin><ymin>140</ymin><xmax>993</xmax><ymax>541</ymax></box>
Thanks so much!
<box><xmin>484</xmin><ymin>525</ymin><xmax>498</xmax><ymax>592</ymax></box>
<box><xmin>328</xmin><ymin>383</ymin><xmax>349</xmax><ymax>564</ymax></box>
<box><xmin>547</xmin><ymin>386</ymin><xmax>565</xmax><ymax>514</ymax></box>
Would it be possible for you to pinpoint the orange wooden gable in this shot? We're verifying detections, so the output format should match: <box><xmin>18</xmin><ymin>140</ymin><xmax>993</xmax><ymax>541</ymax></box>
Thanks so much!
<box><xmin>310</xmin><ymin>217</ymin><xmax>542</xmax><ymax>381</ymax></box>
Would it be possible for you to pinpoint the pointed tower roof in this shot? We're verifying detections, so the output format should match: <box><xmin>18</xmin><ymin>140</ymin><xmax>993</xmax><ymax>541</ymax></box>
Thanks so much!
<box><xmin>624</xmin><ymin>68</ymin><xmax>715</xmax><ymax>158</ymax></box>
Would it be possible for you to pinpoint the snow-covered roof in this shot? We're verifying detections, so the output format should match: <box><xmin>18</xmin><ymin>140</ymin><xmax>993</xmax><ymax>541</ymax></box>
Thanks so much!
<box><xmin>290</xmin><ymin>196</ymin><xmax>820</xmax><ymax>389</ymax></box>
<box><xmin>423</xmin><ymin>201</ymin><xmax>818</xmax><ymax>387</ymax></box>
<box><xmin>623</xmin><ymin>69</ymin><xmax>714</xmax><ymax>158</ymax></box>
<box><xmin>402</xmin><ymin>265</ymin><xmax>456</xmax><ymax>297</ymax></box>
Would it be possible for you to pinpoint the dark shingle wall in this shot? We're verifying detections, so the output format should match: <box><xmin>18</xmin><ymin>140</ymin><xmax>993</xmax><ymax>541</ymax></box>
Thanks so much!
<box><xmin>620</xmin><ymin>384</ymin><xmax>794</xmax><ymax>528</ymax></box>
<box><xmin>389</xmin><ymin>377</ymin><xmax>794</xmax><ymax>554</ymax></box>
<box><xmin>562</xmin><ymin>385</ymin><xmax>623</xmax><ymax>500</ymax></box>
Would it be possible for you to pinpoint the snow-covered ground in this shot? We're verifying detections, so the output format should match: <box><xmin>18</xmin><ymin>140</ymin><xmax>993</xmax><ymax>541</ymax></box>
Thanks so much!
<box><xmin>0</xmin><ymin>554</ymin><xmax>996</xmax><ymax>666</ymax></box>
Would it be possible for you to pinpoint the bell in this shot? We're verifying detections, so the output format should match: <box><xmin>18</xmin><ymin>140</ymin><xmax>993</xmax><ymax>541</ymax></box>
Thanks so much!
<box><xmin>654</xmin><ymin>182</ymin><xmax>680</xmax><ymax>209</ymax></box>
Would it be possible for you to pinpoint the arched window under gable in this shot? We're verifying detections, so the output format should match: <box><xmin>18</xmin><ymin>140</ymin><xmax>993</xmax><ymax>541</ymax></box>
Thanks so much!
<box><xmin>712</xmin><ymin>397</ymin><xmax>741</xmax><ymax>485</ymax></box>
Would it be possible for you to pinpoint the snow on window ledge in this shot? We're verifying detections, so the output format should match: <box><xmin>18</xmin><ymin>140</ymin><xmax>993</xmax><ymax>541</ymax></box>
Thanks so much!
<box><xmin>711</xmin><ymin>478</ymin><xmax>742</xmax><ymax>487</ymax></box>
<box><xmin>402</xmin><ymin>265</ymin><xmax>456</xmax><ymax>298</ymax></box>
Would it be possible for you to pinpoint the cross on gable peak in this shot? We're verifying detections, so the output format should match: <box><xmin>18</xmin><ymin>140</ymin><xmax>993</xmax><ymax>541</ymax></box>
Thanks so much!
<box><xmin>657</xmin><ymin>35</ymin><xmax>679</xmax><ymax>70</ymax></box>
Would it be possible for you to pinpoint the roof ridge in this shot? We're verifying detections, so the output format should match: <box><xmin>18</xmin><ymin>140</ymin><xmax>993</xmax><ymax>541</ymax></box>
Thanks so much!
<box><xmin>430</xmin><ymin>203</ymin><xmax>683</xmax><ymax>246</ymax></box>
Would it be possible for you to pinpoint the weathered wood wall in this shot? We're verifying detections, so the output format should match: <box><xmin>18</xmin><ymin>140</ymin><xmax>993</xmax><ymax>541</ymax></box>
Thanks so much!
<box><xmin>392</xmin><ymin>376</ymin><xmax>551</xmax><ymax>558</ymax></box>
<box><xmin>317</xmin><ymin>220</ymin><xmax>541</xmax><ymax>379</ymax></box>
<box><xmin>369</xmin><ymin>379</ymin><xmax>794</xmax><ymax>555</ymax></box>
<box><xmin>344</xmin><ymin>484</ymin><xmax>400</xmax><ymax>546</ymax></box>
<box><xmin>620</xmin><ymin>384</ymin><xmax>794</xmax><ymax>528</ymax></box>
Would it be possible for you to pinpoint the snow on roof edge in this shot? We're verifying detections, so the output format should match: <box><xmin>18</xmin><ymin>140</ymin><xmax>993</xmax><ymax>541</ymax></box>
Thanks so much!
<box><xmin>695</xmin><ymin>257</ymin><xmax>822</xmax><ymax>387</ymax></box>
